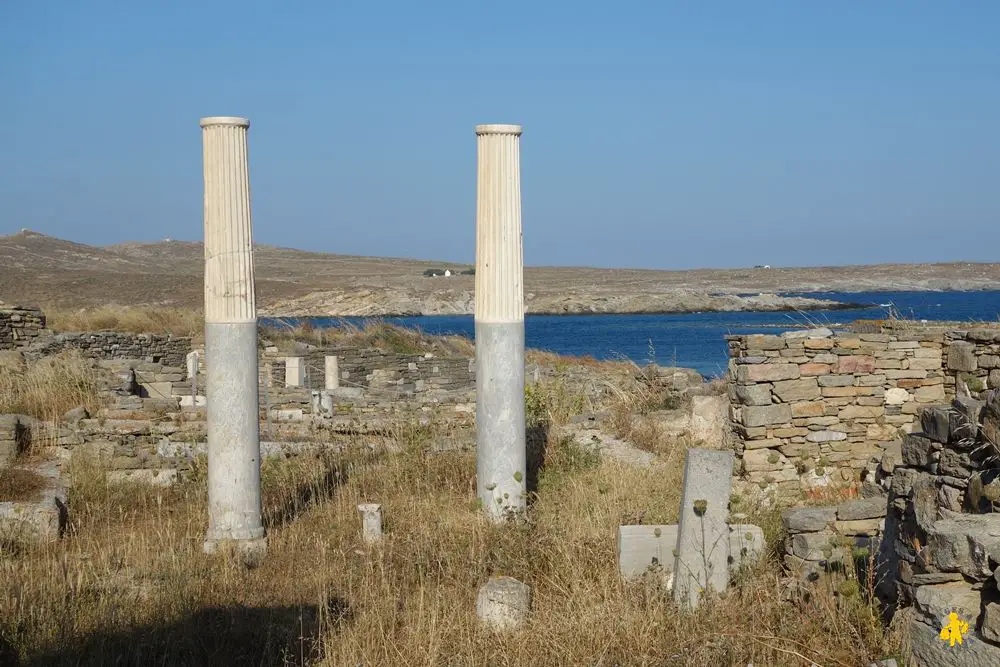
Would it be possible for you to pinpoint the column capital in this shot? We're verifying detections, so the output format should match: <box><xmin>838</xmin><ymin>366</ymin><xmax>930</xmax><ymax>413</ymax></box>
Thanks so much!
<box><xmin>200</xmin><ymin>116</ymin><xmax>250</xmax><ymax>128</ymax></box>
<box><xmin>475</xmin><ymin>124</ymin><xmax>522</xmax><ymax>136</ymax></box>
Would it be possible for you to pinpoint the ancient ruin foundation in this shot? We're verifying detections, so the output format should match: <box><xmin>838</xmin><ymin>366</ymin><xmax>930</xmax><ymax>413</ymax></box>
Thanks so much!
<box><xmin>474</xmin><ymin>124</ymin><xmax>526</xmax><ymax>521</ymax></box>
<box><xmin>200</xmin><ymin>116</ymin><xmax>265</xmax><ymax>555</ymax></box>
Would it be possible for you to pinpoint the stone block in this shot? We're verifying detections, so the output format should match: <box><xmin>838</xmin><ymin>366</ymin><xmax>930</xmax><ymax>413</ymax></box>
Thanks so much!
<box><xmin>980</xmin><ymin>355</ymin><xmax>1000</xmax><ymax>369</ymax></box>
<box><xmin>799</xmin><ymin>363</ymin><xmax>831</xmax><ymax>376</ymax></box>
<box><xmin>990</xmin><ymin>370</ymin><xmax>1000</xmax><ymax>389</ymax></box>
<box><xmin>914</xmin><ymin>385</ymin><xmax>946</xmax><ymax>403</ymax></box>
<box><xmin>742</xmin><ymin>404</ymin><xmax>792</xmax><ymax>428</ymax></box>
<box><xmin>736</xmin><ymin>364</ymin><xmax>800</xmax><ymax>383</ymax></box>
<box><xmin>884</xmin><ymin>387</ymin><xmax>911</xmax><ymax>405</ymax></box>
<box><xmin>735</xmin><ymin>384</ymin><xmax>772</xmax><ymax>406</ymax></box>
<box><xmin>742</xmin><ymin>448</ymin><xmax>789</xmax><ymax>472</ymax></box>
<box><xmin>804</xmin><ymin>338</ymin><xmax>834</xmax><ymax>350</ymax></box>
<box><xmin>772</xmin><ymin>378</ymin><xmax>820</xmax><ymax>402</ymax></box>
<box><xmin>106</xmin><ymin>469</ymin><xmax>178</xmax><ymax>487</ymax></box>
<box><xmin>818</xmin><ymin>374</ymin><xmax>854</xmax><ymax>387</ymax></box>
<box><xmin>782</xmin><ymin>506</ymin><xmax>835</xmax><ymax>533</ymax></box>
<box><xmin>735</xmin><ymin>356</ymin><xmax>768</xmax><ymax>365</ymax></box>
<box><xmin>887</xmin><ymin>369</ymin><xmax>929</xmax><ymax>379</ymax></box>
<box><xmin>836</xmin><ymin>496</ymin><xmax>887</xmax><ymax>521</ymax></box>
<box><xmin>839</xmin><ymin>405</ymin><xmax>884</xmax><ymax>419</ymax></box>
<box><xmin>924</xmin><ymin>513</ymin><xmax>1000</xmax><ymax>580</ymax></box>
<box><xmin>673</xmin><ymin>449</ymin><xmax>734</xmax><ymax>609</ymax></box>
<box><xmin>902</xmin><ymin>433</ymin><xmax>938</xmax><ymax>468</ymax></box>
<box><xmin>791</xmin><ymin>401</ymin><xmax>825</xmax><ymax>418</ymax></box>
<box><xmin>983</xmin><ymin>602</ymin><xmax>1000</xmax><ymax>644</ymax></box>
<box><xmin>806</xmin><ymin>430</ymin><xmax>847</xmax><ymax>443</ymax></box>
<box><xmin>617</xmin><ymin>524</ymin><xmax>678</xmax><ymax>582</ymax></box>
<box><xmin>746</xmin><ymin>334</ymin><xmax>786</xmax><ymax>351</ymax></box>
<box><xmin>920</xmin><ymin>407</ymin><xmax>951</xmax><ymax>443</ymax></box>
<box><xmin>476</xmin><ymin>576</ymin><xmax>531</xmax><ymax>631</ymax></box>
<box><xmin>858</xmin><ymin>374</ymin><xmax>887</xmax><ymax>387</ymax></box>
<box><xmin>914</xmin><ymin>581</ymin><xmax>983</xmax><ymax>628</ymax></box>
<box><xmin>785</xmin><ymin>327</ymin><xmax>833</xmax><ymax>340</ymax></box>
<box><xmin>833</xmin><ymin>518</ymin><xmax>883</xmax><ymax>536</ymax></box>
<box><xmin>835</xmin><ymin>355</ymin><xmax>876</xmax><ymax>374</ymax></box>
<box><xmin>909</xmin><ymin>357</ymin><xmax>943</xmax><ymax>370</ymax></box>
<box><xmin>790</xmin><ymin>531</ymin><xmax>834</xmax><ymax>560</ymax></box>
<box><xmin>947</xmin><ymin>341</ymin><xmax>977</xmax><ymax>372</ymax></box>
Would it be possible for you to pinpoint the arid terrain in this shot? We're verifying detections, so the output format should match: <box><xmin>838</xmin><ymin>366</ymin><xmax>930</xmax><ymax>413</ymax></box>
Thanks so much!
<box><xmin>1</xmin><ymin>230</ymin><xmax>998</xmax><ymax>316</ymax></box>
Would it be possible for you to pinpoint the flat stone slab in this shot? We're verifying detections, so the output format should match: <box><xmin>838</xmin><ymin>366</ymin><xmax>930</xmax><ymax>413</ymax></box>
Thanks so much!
<box><xmin>619</xmin><ymin>523</ymin><xmax>763</xmax><ymax>583</ymax></box>
<box><xmin>0</xmin><ymin>460</ymin><xmax>68</xmax><ymax>543</ymax></box>
<box><xmin>563</xmin><ymin>427</ymin><xmax>655</xmax><ymax>468</ymax></box>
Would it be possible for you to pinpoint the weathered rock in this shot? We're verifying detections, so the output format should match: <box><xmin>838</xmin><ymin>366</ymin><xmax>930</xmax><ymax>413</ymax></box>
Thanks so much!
<box><xmin>818</xmin><ymin>374</ymin><xmax>855</xmax><ymax>387</ymax></box>
<box><xmin>735</xmin><ymin>383</ymin><xmax>772</xmax><ymax>406</ymax></box>
<box><xmin>983</xmin><ymin>390</ymin><xmax>1000</xmax><ymax>448</ymax></box>
<box><xmin>924</xmin><ymin>513</ymin><xmax>1000</xmax><ymax>580</ymax></box>
<box><xmin>947</xmin><ymin>341</ymin><xmax>978</xmax><ymax>372</ymax></box>
<box><xmin>983</xmin><ymin>602</ymin><xmax>1000</xmax><ymax>644</ymax></box>
<box><xmin>901</xmin><ymin>607</ymin><xmax>1000</xmax><ymax>667</ymax></box>
<box><xmin>772</xmin><ymin>378</ymin><xmax>820</xmax><ymax>402</ymax></box>
<box><xmin>782</xmin><ymin>507</ymin><xmax>835</xmax><ymax>533</ymax></box>
<box><xmin>885</xmin><ymin>387</ymin><xmax>911</xmax><ymax>405</ymax></box>
<box><xmin>806</xmin><ymin>430</ymin><xmax>847</xmax><ymax>443</ymax></box>
<box><xmin>902</xmin><ymin>434</ymin><xmax>939</xmax><ymax>468</ymax></box>
<box><xmin>914</xmin><ymin>581</ymin><xmax>983</xmax><ymax>625</ymax></box>
<box><xmin>837</xmin><ymin>496</ymin><xmax>888</xmax><ymax>521</ymax></box>
<box><xmin>736</xmin><ymin>364</ymin><xmax>800</xmax><ymax>383</ymax></box>
<box><xmin>476</xmin><ymin>576</ymin><xmax>531</xmax><ymax>631</ymax></box>
<box><xmin>920</xmin><ymin>408</ymin><xmax>951</xmax><ymax>444</ymax></box>
<box><xmin>742</xmin><ymin>404</ymin><xmax>792</xmax><ymax>428</ymax></box>
<box><xmin>835</xmin><ymin>355</ymin><xmax>876</xmax><ymax>374</ymax></box>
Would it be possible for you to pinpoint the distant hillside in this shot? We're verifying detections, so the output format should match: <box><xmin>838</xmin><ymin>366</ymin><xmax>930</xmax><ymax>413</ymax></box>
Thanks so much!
<box><xmin>0</xmin><ymin>229</ymin><xmax>997</xmax><ymax>314</ymax></box>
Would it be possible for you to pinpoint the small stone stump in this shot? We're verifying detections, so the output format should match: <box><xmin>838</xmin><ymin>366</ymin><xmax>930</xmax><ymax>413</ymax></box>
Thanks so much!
<box><xmin>476</xmin><ymin>576</ymin><xmax>531</xmax><ymax>631</ymax></box>
<box><xmin>357</xmin><ymin>503</ymin><xmax>383</xmax><ymax>543</ymax></box>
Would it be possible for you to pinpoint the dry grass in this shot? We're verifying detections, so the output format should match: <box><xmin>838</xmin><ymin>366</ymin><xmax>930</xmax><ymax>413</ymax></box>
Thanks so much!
<box><xmin>0</xmin><ymin>467</ymin><xmax>48</xmax><ymax>502</ymax></box>
<box><xmin>0</xmin><ymin>424</ymin><xmax>898</xmax><ymax>666</ymax></box>
<box><xmin>44</xmin><ymin>306</ymin><xmax>203</xmax><ymax>337</ymax></box>
<box><xmin>262</xmin><ymin>319</ymin><xmax>475</xmax><ymax>357</ymax></box>
<box><xmin>0</xmin><ymin>352</ymin><xmax>102</xmax><ymax>423</ymax></box>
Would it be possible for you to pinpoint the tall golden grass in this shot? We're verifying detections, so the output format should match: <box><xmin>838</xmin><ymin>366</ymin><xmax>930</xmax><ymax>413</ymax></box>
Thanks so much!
<box><xmin>0</xmin><ymin>352</ymin><xmax>102</xmax><ymax>423</ymax></box>
<box><xmin>0</xmin><ymin>375</ymin><xmax>899</xmax><ymax>665</ymax></box>
<box><xmin>44</xmin><ymin>306</ymin><xmax>203</xmax><ymax>337</ymax></box>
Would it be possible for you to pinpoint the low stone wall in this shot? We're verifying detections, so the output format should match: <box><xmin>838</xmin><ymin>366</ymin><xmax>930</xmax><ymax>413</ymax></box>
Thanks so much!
<box><xmin>0</xmin><ymin>415</ymin><xmax>32</xmax><ymax>469</ymax></box>
<box><xmin>726</xmin><ymin>328</ymin><xmax>946</xmax><ymax>499</ymax></box>
<box><xmin>0</xmin><ymin>307</ymin><xmax>45</xmax><ymax>350</ymax></box>
<box><xmin>262</xmin><ymin>347</ymin><xmax>476</xmax><ymax>397</ymax></box>
<box><xmin>880</xmin><ymin>390</ymin><xmax>1000</xmax><ymax>663</ymax></box>
<box><xmin>944</xmin><ymin>329</ymin><xmax>1000</xmax><ymax>394</ymax></box>
<box><xmin>781</xmin><ymin>496</ymin><xmax>887</xmax><ymax>578</ymax></box>
<box><xmin>26</xmin><ymin>331</ymin><xmax>191</xmax><ymax>368</ymax></box>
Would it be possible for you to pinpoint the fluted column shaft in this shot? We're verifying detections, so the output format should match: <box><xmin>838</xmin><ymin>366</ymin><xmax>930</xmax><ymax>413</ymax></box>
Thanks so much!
<box><xmin>474</xmin><ymin>124</ymin><xmax>526</xmax><ymax>521</ymax></box>
<box><xmin>200</xmin><ymin>116</ymin><xmax>265</xmax><ymax>555</ymax></box>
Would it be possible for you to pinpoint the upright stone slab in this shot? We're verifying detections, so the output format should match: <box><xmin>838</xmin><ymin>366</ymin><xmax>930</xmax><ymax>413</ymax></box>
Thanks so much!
<box><xmin>284</xmin><ymin>357</ymin><xmax>304</xmax><ymax>387</ymax></box>
<box><xmin>325</xmin><ymin>355</ymin><xmax>340</xmax><ymax>390</ymax></box>
<box><xmin>673</xmin><ymin>448</ymin><xmax>734</xmax><ymax>609</ymax></box>
<box><xmin>199</xmin><ymin>116</ymin><xmax>265</xmax><ymax>558</ymax></box>
<box><xmin>474</xmin><ymin>123</ymin><xmax>526</xmax><ymax>522</ymax></box>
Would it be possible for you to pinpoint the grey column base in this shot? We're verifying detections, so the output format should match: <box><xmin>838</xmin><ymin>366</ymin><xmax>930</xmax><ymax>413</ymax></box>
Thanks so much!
<box><xmin>204</xmin><ymin>321</ymin><xmax>265</xmax><ymax>546</ymax></box>
<box><xmin>475</xmin><ymin>321</ymin><xmax>526</xmax><ymax>522</ymax></box>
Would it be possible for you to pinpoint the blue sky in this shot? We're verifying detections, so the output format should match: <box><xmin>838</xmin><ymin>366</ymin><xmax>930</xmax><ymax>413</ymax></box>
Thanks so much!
<box><xmin>1</xmin><ymin>1</ymin><xmax>997</xmax><ymax>269</ymax></box>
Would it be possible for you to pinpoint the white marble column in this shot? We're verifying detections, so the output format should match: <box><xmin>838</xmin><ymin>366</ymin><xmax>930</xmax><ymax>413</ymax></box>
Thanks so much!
<box><xmin>474</xmin><ymin>124</ymin><xmax>526</xmax><ymax>522</ymax></box>
<box><xmin>325</xmin><ymin>355</ymin><xmax>340</xmax><ymax>390</ymax></box>
<box><xmin>200</xmin><ymin>116</ymin><xmax>265</xmax><ymax>558</ymax></box>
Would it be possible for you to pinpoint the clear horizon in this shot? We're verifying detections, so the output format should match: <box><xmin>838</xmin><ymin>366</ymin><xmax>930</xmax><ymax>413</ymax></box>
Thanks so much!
<box><xmin>2</xmin><ymin>1</ymin><xmax>997</xmax><ymax>270</ymax></box>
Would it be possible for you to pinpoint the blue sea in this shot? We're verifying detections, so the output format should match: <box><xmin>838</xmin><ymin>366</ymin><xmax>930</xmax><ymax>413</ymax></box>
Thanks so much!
<box><xmin>265</xmin><ymin>291</ymin><xmax>1000</xmax><ymax>379</ymax></box>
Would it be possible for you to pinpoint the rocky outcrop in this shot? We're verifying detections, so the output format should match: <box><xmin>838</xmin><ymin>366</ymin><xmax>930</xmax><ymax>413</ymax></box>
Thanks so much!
<box><xmin>261</xmin><ymin>288</ymin><xmax>854</xmax><ymax>317</ymax></box>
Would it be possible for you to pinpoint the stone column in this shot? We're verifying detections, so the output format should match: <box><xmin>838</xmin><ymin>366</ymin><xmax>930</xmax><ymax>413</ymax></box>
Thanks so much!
<box><xmin>200</xmin><ymin>116</ymin><xmax>265</xmax><ymax>558</ymax></box>
<box><xmin>474</xmin><ymin>124</ymin><xmax>526</xmax><ymax>521</ymax></box>
<box><xmin>325</xmin><ymin>355</ymin><xmax>340</xmax><ymax>390</ymax></box>
<box><xmin>284</xmin><ymin>357</ymin><xmax>304</xmax><ymax>387</ymax></box>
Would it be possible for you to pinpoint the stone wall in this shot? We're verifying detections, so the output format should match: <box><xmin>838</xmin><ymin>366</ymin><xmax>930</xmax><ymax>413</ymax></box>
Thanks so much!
<box><xmin>26</xmin><ymin>332</ymin><xmax>191</xmax><ymax>368</ymax></box>
<box><xmin>0</xmin><ymin>307</ymin><xmax>45</xmax><ymax>350</ymax></box>
<box><xmin>944</xmin><ymin>329</ymin><xmax>1000</xmax><ymax>395</ymax></box>
<box><xmin>726</xmin><ymin>327</ymin><xmax>947</xmax><ymax>500</ymax></box>
<box><xmin>880</xmin><ymin>390</ymin><xmax>1000</xmax><ymax>663</ymax></box>
<box><xmin>261</xmin><ymin>347</ymin><xmax>476</xmax><ymax>397</ymax></box>
<box><xmin>781</xmin><ymin>496</ymin><xmax>887</xmax><ymax>580</ymax></box>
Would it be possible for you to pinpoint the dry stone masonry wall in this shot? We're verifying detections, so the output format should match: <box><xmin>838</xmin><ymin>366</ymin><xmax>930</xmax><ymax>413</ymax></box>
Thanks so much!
<box><xmin>726</xmin><ymin>327</ymin><xmax>947</xmax><ymax>499</ymax></box>
<box><xmin>0</xmin><ymin>306</ymin><xmax>45</xmax><ymax>350</ymax></box>
<box><xmin>26</xmin><ymin>332</ymin><xmax>190</xmax><ymax>368</ymax></box>
<box><xmin>879</xmin><ymin>389</ymin><xmax>1000</xmax><ymax>664</ymax></box>
<box><xmin>726</xmin><ymin>325</ymin><xmax>1000</xmax><ymax>501</ymax></box>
